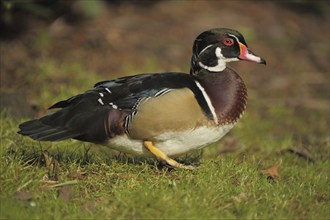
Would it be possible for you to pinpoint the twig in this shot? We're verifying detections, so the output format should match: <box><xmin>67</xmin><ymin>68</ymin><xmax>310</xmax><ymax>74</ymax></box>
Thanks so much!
<box><xmin>41</xmin><ymin>180</ymin><xmax>78</xmax><ymax>189</ymax></box>
<box><xmin>17</xmin><ymin>179</ymin><xmax>32</xmax><ymax>192</ymax></box>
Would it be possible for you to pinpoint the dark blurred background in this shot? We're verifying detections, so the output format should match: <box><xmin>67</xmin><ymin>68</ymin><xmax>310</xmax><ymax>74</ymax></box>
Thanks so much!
<box><xmin>0</xmin><ymin>0</ymin><xmax>329</xmax><ymax>129</ymax></box>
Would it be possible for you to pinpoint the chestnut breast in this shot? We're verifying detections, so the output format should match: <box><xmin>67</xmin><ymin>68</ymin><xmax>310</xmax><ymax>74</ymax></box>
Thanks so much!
<box><xmin>195</xmin><ymin>68</ymin><xmax>247</xmax><ymax>125</ymax></box>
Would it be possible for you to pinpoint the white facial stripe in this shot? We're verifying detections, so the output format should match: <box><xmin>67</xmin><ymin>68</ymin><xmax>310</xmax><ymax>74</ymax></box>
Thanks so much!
<box><xmin>198</xmin><ymin>47</ymin><xmax>238</xmax><ymax>72</ymax></box>
<box><xmin>217</xmin><ymin>47</ymin><xmax>240</xmax><ymax>61</ymax></box>
<box><xmin>198</xmin><ymin>44</ymin><xmax>213</xmax><ymax>56</ymax></box>
<box><xmin>228</xmin><ymin>34</ymin><xmax>240</xmax><ymax>43</ymax></box>
<box><xmin>194</xmin><ymin>80</ymin><xmax>218</xmax><ymax>125</ymax></box>
<box><xmin>215</xmin><ymin>47</ymin><xmax>224</xmax><ymax>59</ymax></box>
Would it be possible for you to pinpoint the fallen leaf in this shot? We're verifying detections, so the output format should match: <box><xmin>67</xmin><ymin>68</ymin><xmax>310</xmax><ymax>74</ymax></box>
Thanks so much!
<box><xmin>259</xmin><ymin>164</ymin><xmax>281</xmax><ymax>181</ymax></box>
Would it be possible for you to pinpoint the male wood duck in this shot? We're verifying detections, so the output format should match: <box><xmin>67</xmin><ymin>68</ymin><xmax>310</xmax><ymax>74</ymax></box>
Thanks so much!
<box><xmin>18</xmin><ymin>28</ymin><xmax>266</xmax><ymax>169</ymax></box>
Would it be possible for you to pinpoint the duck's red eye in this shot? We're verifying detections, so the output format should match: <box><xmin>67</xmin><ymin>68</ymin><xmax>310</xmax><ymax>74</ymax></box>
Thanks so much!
<box><xmin>223</xmin><ymin>38</ymin><xmax>234</xmax><ymax>46</ymax></box>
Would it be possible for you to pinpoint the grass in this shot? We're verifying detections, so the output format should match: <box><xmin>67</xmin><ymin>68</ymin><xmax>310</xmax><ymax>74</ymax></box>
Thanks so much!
<box><xmin>0</xmin><ymin>59</ymin><xmax>329</xmax><ymax>219</ymax></box>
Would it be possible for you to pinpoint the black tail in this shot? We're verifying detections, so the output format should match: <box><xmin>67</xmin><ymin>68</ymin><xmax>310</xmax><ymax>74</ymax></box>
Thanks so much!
<box><xmin>18</xmin><ymin>90</ymin><xmax>128</xmax><ymax>143</ymax></box>
<box><xmin>18</xmin><ymin>107</ymin><xmax>125</xmax><ymax>143</ymax></box>
<box><xmin>18</xmin><ymin>118</ymin><xmax>80</xmax><ymax>141</ymax></box>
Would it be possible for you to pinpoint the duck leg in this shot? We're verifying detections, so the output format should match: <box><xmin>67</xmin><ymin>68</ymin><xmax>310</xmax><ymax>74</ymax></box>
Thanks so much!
<box><xmin>143</xmin><ymin>141</ymin><xmax>195</xmax><ymax>170</ymax></box>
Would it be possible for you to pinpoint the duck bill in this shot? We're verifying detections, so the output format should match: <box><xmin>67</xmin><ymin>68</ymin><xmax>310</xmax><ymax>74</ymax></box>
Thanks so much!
<box><xmin>238</xmin><ymin>42</ymin><xmax>266</xmax><ymax>64</ymax></box>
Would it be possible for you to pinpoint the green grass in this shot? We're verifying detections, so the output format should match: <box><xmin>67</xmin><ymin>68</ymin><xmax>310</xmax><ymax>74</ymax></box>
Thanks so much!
<box><xmin>1</xmin><ymin>60</ymin><xmax>329</xmax><ymax>219</ymax></box>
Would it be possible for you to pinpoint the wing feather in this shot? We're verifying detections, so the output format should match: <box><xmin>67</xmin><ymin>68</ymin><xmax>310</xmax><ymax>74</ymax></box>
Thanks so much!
<box><xmin>18</xmin><ymin>72</ymin><xmax>213</xmax><ymax>143</ymax></box>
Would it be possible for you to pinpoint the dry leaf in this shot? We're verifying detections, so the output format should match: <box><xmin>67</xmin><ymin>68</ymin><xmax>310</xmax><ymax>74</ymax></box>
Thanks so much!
<box><xmin>259</xmin><ymin>164</ymin><xmax>281</xmax><ymax>181</ymax></box>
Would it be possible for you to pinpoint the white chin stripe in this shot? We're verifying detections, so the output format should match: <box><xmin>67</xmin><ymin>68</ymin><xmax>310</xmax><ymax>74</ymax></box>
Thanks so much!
<box><xmin>199</xmin><ymin>61</ymin><xmax>226</xmax><ymax>72</ymax></box>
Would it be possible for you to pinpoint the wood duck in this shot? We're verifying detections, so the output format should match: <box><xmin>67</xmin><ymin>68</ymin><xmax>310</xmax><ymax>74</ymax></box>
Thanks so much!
<box><xmin>18</xmin><ymin>28</ymin><xmax>266</xmax><ymax>169</ymax></box>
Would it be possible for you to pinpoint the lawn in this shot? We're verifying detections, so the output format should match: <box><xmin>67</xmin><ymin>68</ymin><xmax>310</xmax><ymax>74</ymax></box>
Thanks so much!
<box><xmin>0</xmin><ymin>68</ymin><xmax>329</xmax><ymax>219</ymax></box>
<box><xmin>1</xmin><ymin>1</ymin><xmax>329</xmax><ymax>219</ymax></box>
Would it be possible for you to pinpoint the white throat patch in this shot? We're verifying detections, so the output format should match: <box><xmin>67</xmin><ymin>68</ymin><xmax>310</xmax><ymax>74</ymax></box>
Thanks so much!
<box><xmin>199</xmin><ymin>47</ymin><xmax>238</xmax><ymax>72</ymax></box>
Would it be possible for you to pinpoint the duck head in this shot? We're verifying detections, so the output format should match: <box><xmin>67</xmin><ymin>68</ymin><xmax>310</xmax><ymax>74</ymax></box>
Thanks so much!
<box><xmin>190</xmin><ymin>28</ymin><xmax>266</xmax><ymax>74</ymax></box>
